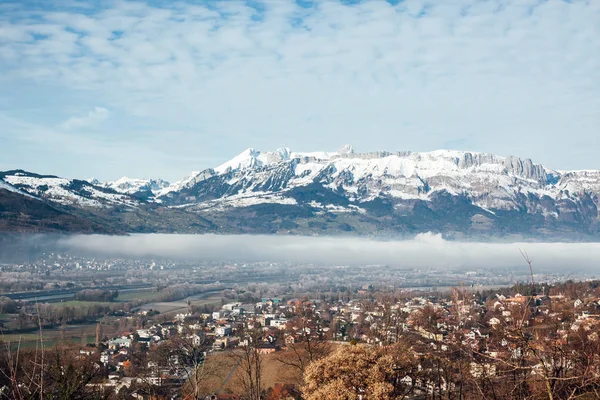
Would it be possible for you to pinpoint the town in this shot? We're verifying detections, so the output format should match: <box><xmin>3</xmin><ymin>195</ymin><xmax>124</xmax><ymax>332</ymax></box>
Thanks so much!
<box><xmin>3</xmin><ymin>273</ymin><xmax>600</xmax><ymax>399</ymax></box>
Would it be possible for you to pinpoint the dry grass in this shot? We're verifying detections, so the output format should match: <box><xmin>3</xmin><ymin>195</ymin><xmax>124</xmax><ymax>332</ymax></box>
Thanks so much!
<box><xmin>1</xmin><ymin>321</ymin><xmax>120</xmax><ymax>349</ymax></box>
<box><xmin>140</xmin><ymin>293</ymin><xmax>222</xmax><ymax>314</ymax></box>
<box><xmin>190</xmin><ymin>349</ymin><xmax>304</xmax><ymax>396</ymax></box>
<box><xmin>193</xmin><ymin>346</ymin><xmax>344</xmax><ymax>396</ymax></box>
<box><xmin>116</xmin><ymin>290</ymin><xmax>159</xmax><ymax>302</ymax></box>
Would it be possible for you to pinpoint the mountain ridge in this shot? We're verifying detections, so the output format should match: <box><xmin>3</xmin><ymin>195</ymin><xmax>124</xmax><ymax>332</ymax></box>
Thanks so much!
<box><xmin>1</xmin><ymin>147</ymin><xmax>599</xmax><ymax>239</ymax></box>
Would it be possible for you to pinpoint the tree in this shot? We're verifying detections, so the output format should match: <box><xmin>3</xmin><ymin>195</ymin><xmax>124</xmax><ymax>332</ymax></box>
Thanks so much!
<box><xmin>237</xmin><ymin>328</ymin><xmax>264</xmax><ymax>400</ymax></box>
<box><xmin>0</xmin><ymin>344</ymin><xmax>103</xmax><ymax>400</ymax></box>
<box><xmin>16</xmin><ymin>310</ymin><xmax>29</xmax><ymax>330</ymax></box>
<box><xmin>302</xmin><ymin>343</ymin><xmax>418</xmax><ymax>400</ymax></box>
<box><xmin>277</xmin><ymin>301</ymin><xmax>331</xmax><ymax>378</ymax></box>
<box><xmin>95</xmin><ymin>323</ymin><xmax>103</xmax><ymax>348</ymax></box>
<box><xmin>0</xmin><ymin>297</ymin><xmax>17</xmax><ymax>314</ymax></box>
<box><xmin>265</xmin><ymin>383</ymin><xmax>300</xmax><ymax>400</ymax></box>
<box><xmin>159</xmin><ymin>333</ymin><xmax>213</xmax><ymax>399</ymax></box>
<box><xmin>44</xmin><ymin>346</ymin><xmax>100</xmax><ymax>400</ymax></box>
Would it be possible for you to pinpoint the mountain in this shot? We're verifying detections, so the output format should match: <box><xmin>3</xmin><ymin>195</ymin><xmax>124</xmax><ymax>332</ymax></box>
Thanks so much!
<box><xmin>0</xmin><ymin>178</ymin><xmax>118</xmax><ymax>233</ymax></box>
<box><xmin>1</xmin><ymin>170</ymin><xmax>142</xmax><ymax>208</ymax></box>
<box><xmin>94</xmin><ymin>177</ymin><xmax>170</xmax><ymax>200</ymax></box>
<box><xmin>0</xmin><ymin>170</ymin><xmax>214</xmax><ymax>234</ymax></box>
<box><xmin>1</xmin><ymin>147</ymin><xmax>599</xmax><ymax>238</ymax></box>
<box><xmin>155</xmin><ymin>146</ymin><xmax>600</xmax><ymax>238</ymax></box>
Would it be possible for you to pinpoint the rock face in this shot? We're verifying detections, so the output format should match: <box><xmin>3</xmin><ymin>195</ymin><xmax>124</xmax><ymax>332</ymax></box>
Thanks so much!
<box><xmin>1</xmin><ymin>148</ymin><xmax>600</xmax><ymax>238</ymax></box>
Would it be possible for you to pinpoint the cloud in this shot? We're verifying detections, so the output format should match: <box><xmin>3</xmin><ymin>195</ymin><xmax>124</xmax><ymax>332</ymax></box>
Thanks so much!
<box><xmin>0</xmin><ymin>0</ymin><xmax>599</xmax><ymax>180</ymax></box>
<box><xmin>57</xmin><ymin>233</ymin><xmax>600</xmax><ymax>273</ymax></box>
<box><xmin>0</xmin><ymin>112</ymin><xmax>196</xmax><ymax>180</ymax></box>
<box><xmin>60</xmin><ymin>106</ymin><xmax>110</xmax><ymax>130</ymax></box>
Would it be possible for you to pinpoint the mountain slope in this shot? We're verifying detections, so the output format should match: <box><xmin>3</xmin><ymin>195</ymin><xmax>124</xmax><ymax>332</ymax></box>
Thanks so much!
<box><xmin>0</xmin><ymin>184</ymin><xmax>118</xmax><ymax>233</ymax></box>
<box><xmin>0</xmin><ymin>174</ymin><xmax>218</xmax><ymax>234</ymax></box>
<box><xmin>1</xmin><ymin>170</ymin><xmax>139</xmax><ymax>208</ymax></box>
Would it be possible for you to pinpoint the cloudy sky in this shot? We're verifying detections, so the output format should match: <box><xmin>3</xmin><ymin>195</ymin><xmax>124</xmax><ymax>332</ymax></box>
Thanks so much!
<box><xmin>1</xmin><ymin>0</ymin><xmax>599</xmax><ymax>181</ymax></box>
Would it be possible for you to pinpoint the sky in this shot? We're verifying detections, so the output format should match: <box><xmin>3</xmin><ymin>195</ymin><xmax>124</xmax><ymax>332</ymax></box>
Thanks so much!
<box><xmin>58</xmin><ymin>233</ymin><xmax>600</xmax><ymax>272</ymax></box>
<box><xmin>1</xmin><ymin>0</ymin><xmax>599</xmax><ymax>182</ymax></box>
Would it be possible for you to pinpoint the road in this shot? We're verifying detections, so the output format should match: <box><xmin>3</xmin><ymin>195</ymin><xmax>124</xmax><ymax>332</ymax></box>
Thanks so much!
<box><xmin>216</xmin><ymin>353</ymin><xmax>243</xmax><ymax>395</ymax></box>
<box><xmin>3</xmin><ymin>284</ymin><xmax>153</xmax><ymax>302</ymax></box>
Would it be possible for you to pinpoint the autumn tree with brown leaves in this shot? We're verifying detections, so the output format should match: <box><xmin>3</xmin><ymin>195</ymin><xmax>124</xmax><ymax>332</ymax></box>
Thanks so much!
<box><xmin>302</xmin><ymin>343</ymin><xmax>420</xmax><ymax>400</ymax></box>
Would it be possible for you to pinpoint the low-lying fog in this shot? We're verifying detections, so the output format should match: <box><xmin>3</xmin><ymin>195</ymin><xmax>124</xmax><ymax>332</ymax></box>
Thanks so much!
<box><xmin>42</xmin><ymin>233</ymin><xmax>600</xmax><ymax>271</ymax></box>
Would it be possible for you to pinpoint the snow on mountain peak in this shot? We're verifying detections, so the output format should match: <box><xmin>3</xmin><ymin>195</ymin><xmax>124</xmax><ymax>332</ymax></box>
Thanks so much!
<box><xmin>338</xmin><ymin>144</ymin><xmax>355</xmax><ymax>155</ymax></box>
<box><xmin>100</xmin><ymin>177</ymin><xmax>170</xmax><ymax>195</ymax></box>
<box><xmin>214</xmin><ymin>147</ymin><xmax>294</xmax><ymax>174</ymax></box>
<box><xmin>215</xmin><ymin>148</ymin><xmax>260</xmax><ymax>174</ymax></box>
<box><xmin>159</xmin><ymin>146</ymin><xmax>592</xmax><ymax>212</ymax></box>
<box><xmin>4</xmin><ymin>146</ymin><xmax>600</xmax><ymax>235</ymax></box>
<box><xmin>211</xmin><ymin>145</ymin><xmax>359</xmax><ymax>176</ymax></box>
<box><xmin>196</xmin><ymin>146</ymin><xmax>552</xmax><ymax>182</ymax></box>
<box><xmin>275</xmin><ymin>147</ymin><xmax>291</xmax><ymax>160</ymax></box>
<box><xmin>155</xmin><ymin>146</ymin><xmax>600</xmax><ymax>212</ymax></box>
<box><xmin>157</xmin><ymin>170</ymin><xmax>214</xmax><ymax>196</ymax></box>
<box><xmin>2</xmin><ymin>172</ymin><xmax>139</xmax><ymax>207</ymax></box>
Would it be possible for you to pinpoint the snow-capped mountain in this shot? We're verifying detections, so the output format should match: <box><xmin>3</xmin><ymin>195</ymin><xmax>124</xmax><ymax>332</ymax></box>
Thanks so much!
<box><xmin>158</xmin><ymin>146</ymin><xmax>595</xmax><ymax>209</ymax></box>
<box><xmin>154</xmin><ymin>146</ymin><xmax>600</xmax><ymax>238</ymax></box>
<box><xmin>95</xmin><ymin>177</ymin><xmax>170</xmax><ymax>198</ymax></box>
<box><xmin>1</xmin><ymin>147</ymin><xmax>599</xmax><ymax>238</ymax></box>
<box><xmin>1</xmin><ymin>170</ymin><xmax>139</xmax><ymax>208</ymax></box>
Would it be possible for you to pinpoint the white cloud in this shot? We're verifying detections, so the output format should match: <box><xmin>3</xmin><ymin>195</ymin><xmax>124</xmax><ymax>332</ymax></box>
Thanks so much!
<box><xmin>0</xmin><ymin>0</ymin><xmax>599</xmax><ymax>180</ymax></box>
<box><xmin>58</xmin><ymin>233</ymin><xmax>600</xmax><ymax>272</ymax></box>
<box><xmin>60</xmin><ymin>106</ymin><xmax>110</xmax><ymax>130</ymax></box>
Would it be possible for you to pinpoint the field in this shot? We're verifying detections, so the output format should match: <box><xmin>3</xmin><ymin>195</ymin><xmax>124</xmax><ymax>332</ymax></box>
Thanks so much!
<box><xmin>140</xmin><ymin>292</ymin><xmax>223</xmax><ymax>314</ymax></box>
<box><xmin>194</xmin><ymin>343</ymin><xmax>344</xmax><ymax>396</ymax></box>
<box><xmin>0</xmin><ymin>321</ymin><xmax>120</xmax><ymax>349</ymax></box>
<box><xmin>195</xmin><ymin>350</ymin><xmax>304</xmax><ymax>395</ymax></box>
<box><xmin>116</xmin><ymin>289</ymin><xmax>159</xmax><ymax>302</ymax></box>
<box><xmin>49</xmin><ymin>300</ymin><xmax>113</xmax><ymax>309</ymax></box>
<box><xmin>0</xmin><ymin>289</ymin><xmax>225</xmax><ymax>349</ymax></box>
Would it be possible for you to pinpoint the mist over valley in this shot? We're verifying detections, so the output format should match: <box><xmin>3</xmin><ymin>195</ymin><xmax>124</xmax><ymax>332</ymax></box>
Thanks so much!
<box><xmin>2</xmin><ymin>233</ymin><xmax>599</xmax><ymax>275</ymax></box>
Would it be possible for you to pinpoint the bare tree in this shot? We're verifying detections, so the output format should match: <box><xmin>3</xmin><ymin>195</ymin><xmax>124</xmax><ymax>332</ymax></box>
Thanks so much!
<box><xmin>236</xmin><ymin>328</ymin><xmax>264</xmax><ymax>400</ymax></box>
<box><xmin>158</xmin><ymin>332</ymin><xmax>215</xmax><ymax>399</ymax></box>
<box><xmin>519</xmin><ymin>248</ymin><xmax>536</xmax><ymax>297</ymax></box>
<box><xmin>277</xmin><ymin>301</ymin><xmax>331</xmax><ymax>377</ymax></box>
<box><xmin>95</xmin><ymin>323</ymin><xmax>103</xmax><ymax>348</ymax></box>
<box><xmin>0</xmin><ymin>341</ymin><xmax>102</xmax><ymax>400</ymax></box>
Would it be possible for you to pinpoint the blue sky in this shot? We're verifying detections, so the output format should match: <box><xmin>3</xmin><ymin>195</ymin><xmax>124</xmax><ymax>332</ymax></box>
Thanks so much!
<box><xmin>1</xmin><ymin>0</ymin><xmax>599</xmax><ymax>181</ymax></box>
